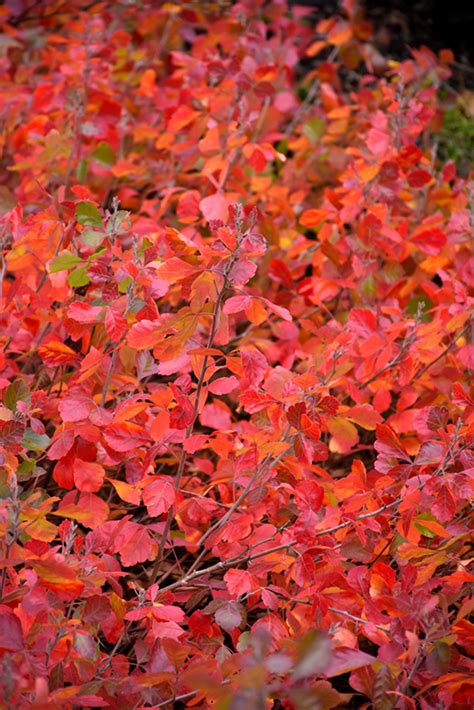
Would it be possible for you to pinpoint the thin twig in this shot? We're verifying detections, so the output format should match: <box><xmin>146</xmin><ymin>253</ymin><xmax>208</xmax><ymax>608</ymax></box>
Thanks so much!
<box><xmin>159</xmin><ymin>442</ymin><xmax>458</xmax><ymax>594</ymax></box>
<box><xmin>151</xmin><ymin>221</ymin><xmax>245</xmax><ymax>582</ymax></box>
<box><xmin>413</xmin><ymin>323</ymin><xmax>471</xmax><ymax>380</ymax></box>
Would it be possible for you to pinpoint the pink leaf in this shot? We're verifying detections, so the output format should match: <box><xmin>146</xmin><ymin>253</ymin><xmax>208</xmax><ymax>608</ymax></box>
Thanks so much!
<box><xmin>263</xmin><ymin>299</ymin><xmax>292</xmax><ymax>321</ymax></box>
<box><xmin>241</xmin><ymin>348</ymin><xmax>267</xmax><ymax>386</ymax></box>
<box><xmin>367</xmin><ymin>128</ymin><xmax>390</xmax><ymax>156</ymax></box>
<box><xmin>151</xmin><ymin>605</ymin><xmax>186</xmax><ymax>623</ymax></box>
<box><xmin>228</xmin><ymin>258</ymin><xmax>257</xmax><ymax>286</ymax></box>
<box><xmin>223</xmin><ymin>295</ymin><xmax>252</xmax><ymax>314</ymax></box>
<box><xmin>199</xmin><ymin>401</ymin><xmax>232</xmax><ymax>429</ymax></box>
<box><xmin>0</xmin><ymin>606</ymin><xmax>24</xmax><ymax>652</ymax></box>
<box><xmin>458</xmin><ymin>344</ymin><xmax>474</xmax><ymax>370</ymax></box>
<box><xmin>58</xmin><ymin>393</ymin><xmax>93</xmax><ymax>422</ymax></box>
<box><xmin>323</xmin><ymin>647</ymin><xmax>376</xmax><ymax>677</ymax></box>
<box><xmin>208</xmin><ymin>376</ymin><xmax>239</xmax><ymax>395</ymax></box>
<box><xmin>200</xmin><ymin>191</ymin><xmax>228</xmax><ymax>222</ymax></box>
<box><xmin>67</xmin><ymin>301</ymin><xmax>104</xmax><ymax>323</ymax></box>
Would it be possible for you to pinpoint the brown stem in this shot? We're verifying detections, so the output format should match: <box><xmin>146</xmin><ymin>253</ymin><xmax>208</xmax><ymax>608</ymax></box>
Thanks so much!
<box><xmin>159</xmin><ymin>445</ymin><xmax>456</xmax><ymax>594</ymax></box>
<box><xmin>412</xmin><ymin>323</ymin><xmax>471</xmax><ymax>381</ymax></box>
<box><xmin>151</xmin><ymin>236</ymin><xmax>243</xmax><ymax>583</ymax></box>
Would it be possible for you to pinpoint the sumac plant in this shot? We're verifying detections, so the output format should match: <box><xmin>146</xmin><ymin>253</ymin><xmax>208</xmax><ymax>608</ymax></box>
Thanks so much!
<box><xmin>0</xmin><ymin>1</ymin><xmax>472</xmax><ymax>708</ymax></box>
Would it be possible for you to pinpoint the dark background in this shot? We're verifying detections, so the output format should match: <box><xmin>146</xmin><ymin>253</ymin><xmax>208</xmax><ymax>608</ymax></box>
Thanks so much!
<box><xmin>292</xmin><ymin>0</ymin><xmax>473</xmax><ymax>69</ymax></box>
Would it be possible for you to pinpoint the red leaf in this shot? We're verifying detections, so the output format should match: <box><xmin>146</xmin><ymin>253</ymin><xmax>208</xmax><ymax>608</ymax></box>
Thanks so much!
<box><xmin>367</xmin><ymin>127</ymin><xmax>390</xmax><ymax>156</ymax></box>
<box><xmin>415</xmin><ymin>441</ymin><xmax>446</xmax><ymax>465</ymax></box>
<box><xmin>294</xmin><ymin>434</ymin><xmax>314</xmax><ymax>464</ymax></box>
<box><xmin>67</xmin><ymin>301</ymin><xmax>104</xmax><ymax>323</ymax></box>
<box><xmin>347</xmin><ymin>308</ymin><xmax>377</xmax><ymax>338</ymax></box>
<box><xmin>127</xmin><ymin>320</ymin><xmax>162</xmax><ymax>350</ymax></box>
<box><xmin>156</xmin><ymin>257</ymin><xmax>197</xmax><ymax>282</ymax></box>
<box><xmin>105</xmin><ymin>520</ymin><xmax>154</xmax><ymax>566</ymax></box>
<box><xmin>103</xmin><ymin>422</ymin><xmax>150</xmax><ymax>452</ymax></box>
<box><xmin>169</xmin><ymin>399</ymin><xmax>194</xmax><ymax>430</ymax></box>
<box><xmin>458</xmin><ymin>344</ymin><xmax>474</xmax><ymax>370</ymax></box>
<box><xmin>48</xmin><ymin>429</ymin><xmax>75</xmax><ymax>460</ymax></box>
<box><xmin>150</xmin><ymin>409</ymin><xmax>170</xmax><ymax>442</ymax></box>
<box><xmin>431</xmin><ymin>483</ymin><xmax>456</xmax><ymax>522</ymax></box>
<box><xmin>240</xmin><ymin>388</ymin><xmax>275</xmax><ymax>414</ymax></box>
<box><xmin>151</xmin><ymin>605</ymin><xmax>186</xmax><ymax>623</ymax></box>
<box><xmin>183</xmin><ymin>434</ymin><xmax>207</xmax><ymax>453</ymax></box>
<box><xmin>167</xmin><ymin>105</ymin><xmax>199</xmax><ymax>132</ymax></box>
<box><xmin>347</xmin><ymin>404</ymin><xmax>383</xmax><ymax>430</ymax></box>
<box><xmin>241</xmin><ymin>348</ymin><xmax>268</xmax><ymax>386</ymax></box>
<box><xmin>142</xmin><ymin>476</ymin><xmax>176</xmax><ymax>517</ymax></box>
<box><xmin>105</xmin><ymin>308</ymin><xmax>128</xmax><ymax>341</ymax></box>
<box><xmin>224</xmin><ymin>568</ymin><xmax>258</xmax><ymax>597</ymax></box>
<box><xmin>375</xmin><ymin>424</ymin><xmax>410</xmax><ymax>460</ymax></box>
<box><xmin>296</xmin><ymin>480</ymin><xmax>324</xmax><ymax>511</ymax></box>
<box><xmin>407</xmin><ymin>168</ymin><xmax>432</xmax><ymax>188</ymax></box>
<box><xmin>453</xmin><ymin>383</ymin><xmax>474</xmax><ymax>407</ymax></box>
<box><xmin>0</xmin><ymin>606</ymin><xmax>24</xmax><ymax>652</ymax></box>
<box><xmin>287</xmin><ymin>402</ymin><xmax>306</xmax><ymax>429</ymax></box>
<box><xmin>56</xmin><ymin>492</ymin><xmax>109</xmax><ymax>528</ymax></box>
<box><xmin>38</xmin><ymin>341</ymin><xmax>79</xmax><ymax>366</ymax></box>
<box><xmin>411</xmin><ymin>228</ymin><xmax>447</xmax><ymax>255</ymax></box>
<box><xmin>30</xmin><ymin>557</ymin><xmax>84</xmax><ymax>598</ymax></box>
<box><xmin>73</xmin><ymin>458</ymin><xmax>105</xmax><ymax>493</ymax></box>
<box><xmin>214</xmin><ymin>602</ymin><xmax>245</xmax><ymax>631</ymax></box>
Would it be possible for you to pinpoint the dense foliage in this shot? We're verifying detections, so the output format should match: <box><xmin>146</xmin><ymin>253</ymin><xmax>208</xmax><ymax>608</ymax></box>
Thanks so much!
<box><xmin>0</xmin><ymin>1</ymin><xmax>473</xmax><ymax>708</ymax></box>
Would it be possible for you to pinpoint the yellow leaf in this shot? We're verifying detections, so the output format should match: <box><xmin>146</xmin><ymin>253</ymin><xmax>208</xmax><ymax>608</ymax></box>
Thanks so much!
<box><xmin>108</xmin><ymin>478</ymin><xmax>141</xmax><ymax>505</ymax></box>
<box><xmin>328</xmin><ymin>416</ymin><xmax>359</xmax><ymax>453</ymax></box>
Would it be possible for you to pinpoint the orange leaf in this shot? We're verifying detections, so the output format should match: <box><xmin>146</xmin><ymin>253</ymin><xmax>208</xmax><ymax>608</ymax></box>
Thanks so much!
<box><xmin>38</xmin><ymin>341</ymin><xmax>79</xmax><ymax>366</ymax></box>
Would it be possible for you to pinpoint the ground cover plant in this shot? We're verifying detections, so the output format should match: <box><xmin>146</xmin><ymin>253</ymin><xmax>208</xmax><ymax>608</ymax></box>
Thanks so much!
<box><xmin>0</xmin><ymin>0</ymin><xmax>473</xmax><ymax>708</ymax></box>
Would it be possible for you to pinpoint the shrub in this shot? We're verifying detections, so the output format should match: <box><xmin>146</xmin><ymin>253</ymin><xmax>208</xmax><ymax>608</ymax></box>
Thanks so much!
<box><xmin>0</xmin><ymin>1</ymin><xmax>472</xmax><ymax>708</ymax></box>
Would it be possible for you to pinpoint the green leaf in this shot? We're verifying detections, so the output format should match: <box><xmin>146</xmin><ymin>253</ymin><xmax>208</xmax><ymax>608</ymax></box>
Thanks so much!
<box><xmin>81</xmin><ymin>228</ymin><xmax>105</xmax><ymax>248</ymax></box>
<box><xmin>21</xmin><ymin>429</ymin><xmax>50</xmax><ymax>452</ymax></box>
<box><xmin>414</xmin><ymin>512</ymin><xmax>441</xmax><ymax>538</ymax></box>
<box><xmin>407</xmin><ymin>295</ymin><xmax>433</xmax><ymax>322</ymax></box>
<box><xmin>76</xmin><ymin>158</ymin><xmax>88</xmax><ymax>183</ymax></box>
<box><xmin>88</xmin><ymin>247</ymin><xmax>107</xmax><ymax>261</ymax></box>
<box><xmin>17</xmin><ymin>460</ymin><xmax>36</xmax><ymax>481</ymax></box>
<box><xmin>76</xmin><ymin>201</ymin><xmax>103</xmax><ymax>229</ymax></box>
<box><xmin>303</xmin><ymin>118</ymin><xmax>325</xmax><ymax>144</ymax></box>
<box><xmin>68</xmin><ymin>266</ymin><xmax>90</xmax><ymax>287</ymax></box>
<box><xmin>106</xmin><ymin>209</ymin><xmax>131</xmax><ymax>235</ymax></box>
<box><xmin>361</xmin><ymin>276</ymin><xmax>376</xmax><ymax>298</ymax></box>
<box><xmin>91</xmin><ymin>142</ymin><xmax>115</xmax><ymax>166</ymax></box>
<box><xmin>4</xmin><ymin>379</ymin><xmax>31</xmax><ymax>411</ymax></box>
<box><xmin>118</xmin><ymin>277</ymin><xmax>132</xmax><ymax>294</ymax></box>
<box><xmin>50</xmin><ymin>251</ymin><xmax>84</xmax><ymax>273</ymax></box>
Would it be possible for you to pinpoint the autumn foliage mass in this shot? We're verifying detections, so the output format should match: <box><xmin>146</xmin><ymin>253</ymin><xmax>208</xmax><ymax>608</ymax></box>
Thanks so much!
<box><xmin>0</xmin><ymin>0</ymin><xmax>473</xmax><ymax>708</ymax></box>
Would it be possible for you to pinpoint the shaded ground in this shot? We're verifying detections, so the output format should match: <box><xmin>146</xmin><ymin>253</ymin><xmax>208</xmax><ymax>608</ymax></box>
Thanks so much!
<box><xmin>293</xmin><ymin>0</ymin><xmax>473</xmax><ymax>86</ymax></box>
